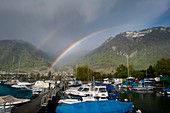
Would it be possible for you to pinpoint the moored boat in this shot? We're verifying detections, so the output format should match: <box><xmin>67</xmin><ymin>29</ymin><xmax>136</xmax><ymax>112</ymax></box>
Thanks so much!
<box><xmin>67</xmin><ymin>83</ymin><xmax>119</xmax><ymax>100</ymax></box>
<box><xmin>132</xmin><ymin>79</ymin><xmax>155</xmax><ymax>91</ymax></box>
<box><xmin>56</xmin><ymin>100</ymin><xmax>133</xmax><ymax>113</ymax></box>
<box><xmin>0</xmin><ymin>95</ymin><xmax>30</xmax><ymax>107</ymax></box>
<box><xmin>160</xmin><ymin>88</ymin><xmax>170</xmax><ymax>95</ymax></box>
<box><xmin>0</xmin><ymin>83</ymin><xmax>32</xmax><ymax>99</ymax></box>
<box><xmin>122</xmin><ymin>77</ymin><xmax>137</xmax><ymax>89</ymax></box>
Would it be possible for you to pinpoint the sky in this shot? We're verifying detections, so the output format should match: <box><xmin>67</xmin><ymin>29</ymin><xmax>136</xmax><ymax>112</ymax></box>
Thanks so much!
<box><xmin>0</xmin><ymin>0</ymin><xmax>170</xmax><ymax>62</ymax></box>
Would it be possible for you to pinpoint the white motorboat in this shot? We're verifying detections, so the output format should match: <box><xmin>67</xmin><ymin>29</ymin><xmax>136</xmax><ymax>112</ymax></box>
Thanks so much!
<box><xmin>92</xmin><ymin>85</ymin><xmax>108</xmax><ymax>99</ymax></box>
<box><xmin>0</xmin><ymin>95</ymin><xmax>30</xmax><ymax>107</ymax></box>
<box><xmin>68</xmin><ymin>84</ymin><xmax>92</xmax><ymax>97</ymax></box>
<box><xmin>32</xmin><ymin>80</ymin><xmax>55</xmax><ymax>95</ymax></box>
<box><xmin>67</xmin><ymin>83</ymin><xmax>118</xmax><ymax>100</ymax></box>
<box><xmin>58</xmin><ymin>94</ymin><xmax>107</xmax><ymax>105</ymax></box>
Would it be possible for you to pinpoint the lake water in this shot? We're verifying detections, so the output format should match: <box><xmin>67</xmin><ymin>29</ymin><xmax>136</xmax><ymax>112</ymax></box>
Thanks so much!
<box><xmin>118</xmin><ymin>88</ymin><xmax>170</xmax><ymax>113</ymax></box>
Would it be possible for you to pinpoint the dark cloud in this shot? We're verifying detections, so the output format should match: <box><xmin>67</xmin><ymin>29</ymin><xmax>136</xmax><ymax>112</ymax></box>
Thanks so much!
<box><xmin>0</xmin><ymin>0</ymin><xmax>170</xmax><ymax>56</ymax></box>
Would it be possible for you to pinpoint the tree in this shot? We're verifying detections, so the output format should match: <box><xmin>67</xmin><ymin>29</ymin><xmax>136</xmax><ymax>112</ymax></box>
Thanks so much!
<box><xmin>75</xmin><ymin>65</ymin><xmax>94</xmax><ymax>81</ymax></box>
<box><xmin>131</xmin><ymin>70</ymin><xmax>145</xmax><ymax>79</ymax></box>
<box><xmin>114</xmin><ymin>64</ymin><xmax>128</xmax><ymax>78</ymax></box>
<box><xmin>48</xmin><ymin>71</ymin><xmax>52</xmax><ymax>79</ymax></box>
<box><xmin>153</xmin><ymin>58</ymin><xmax>170</xmax><ymax>76</ymax></box>
<box><xmin>147</xmin><ymin>65</ymin><xmax>155</xmax><ymax>78</ymax></box>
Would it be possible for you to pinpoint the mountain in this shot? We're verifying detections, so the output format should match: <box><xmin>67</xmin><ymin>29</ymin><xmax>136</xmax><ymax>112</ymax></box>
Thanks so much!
<box><xmin>78</xmin><ymin>26</ymin><xmax>170</xmax><ymax>73</ymax></box>
<box><xmin>0</xmin><ymin>40</ymin><xmax>54</xmax><ymax>73</ymax></box>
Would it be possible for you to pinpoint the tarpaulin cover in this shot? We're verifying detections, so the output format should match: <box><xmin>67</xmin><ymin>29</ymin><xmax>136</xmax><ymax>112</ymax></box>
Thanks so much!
<box><xmin>162</xmin><ymin>88</ymin><xmax>170</xmax><ymax>92</ymax></box>
<box><xmin>106</xmin><ymin>85</ymin><xmax>120</xmax><ymax>100</ymax></box>
<box><xmin>56</xmin><ymin>100</ymin><xmax>133</xmax><ymax>113</ymax></box>
<box><xmin>0</xmin><ymin>83</ymin><xmax>32</xmax><ymax>99</ymax></box>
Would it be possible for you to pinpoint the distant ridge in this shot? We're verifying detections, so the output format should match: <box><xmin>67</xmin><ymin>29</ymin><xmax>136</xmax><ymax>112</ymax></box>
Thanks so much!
<box><xmin>78</xmin><ymin>26</ymin><xmax>170</xmax><ymax>72</ymax></box>
<box><xmin>0</xmin><ymin>40</ymin><xmax>53</xmax><ymax>73</ymax></box>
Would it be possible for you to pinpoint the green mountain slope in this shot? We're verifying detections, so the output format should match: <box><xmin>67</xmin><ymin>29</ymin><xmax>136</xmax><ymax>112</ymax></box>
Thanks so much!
<box><xmin>0</xmin><ymin>40</ymin><xmax>53</xmax><ymax>72</ymax></box>
<box><xmin>78</xmin><ymin>26</ymin><xmax>170</xmax><ymax>72</ymax></box>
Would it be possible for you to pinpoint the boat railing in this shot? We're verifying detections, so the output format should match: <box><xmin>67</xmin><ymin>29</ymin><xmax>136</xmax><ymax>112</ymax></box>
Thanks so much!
<box><xmin>40</xmin><ymin>88</ymin><xmax>56</xmax><ymax>106</ymax></box>
<box><xmin>40</xmin><ymin>81</ymin><xmax>65</xmax><ymax>107</ymax></box>
<box><xmin>0</xmin><ymin>100</ymin><xmax>13</xmax><ymax>113</ymax></box>
<box><xmin>41</xmin><ymin>94</ymin><xmax>49</xmax><ymax>107</ymax></box>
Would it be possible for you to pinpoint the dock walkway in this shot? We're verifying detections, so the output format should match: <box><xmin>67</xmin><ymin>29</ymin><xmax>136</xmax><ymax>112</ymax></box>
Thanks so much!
<box><xmin>11</xmin><ymin>81</ymin><xmax>65</xmax><ymax>113</ymax></box>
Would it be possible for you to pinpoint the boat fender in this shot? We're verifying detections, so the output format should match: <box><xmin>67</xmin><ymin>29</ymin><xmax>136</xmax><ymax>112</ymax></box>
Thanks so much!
<box><xmin>78</xmin><ymin>98</ymin><xmax>83</xmax><ymax>102</ymax></box>
<box><xmin>136</xmin><ymin>109</ymin><xmax>142</xmax><ymax>113</ymax></box>
<box><xmin>124</xmin><ymin>98</ymin><xmax>128</xmax><ymax>102</ymax></box>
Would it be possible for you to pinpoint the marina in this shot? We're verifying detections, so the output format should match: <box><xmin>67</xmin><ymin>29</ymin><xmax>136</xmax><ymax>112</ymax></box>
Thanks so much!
<box><xmin>0</xmin><ymin>77</ymin><xmax>169</xmax><ymax>113</ymax></box>
<box><xmin>0</xmin><ymin>1</ymin><xmax>170</xmax><ymax>113</ymax></box>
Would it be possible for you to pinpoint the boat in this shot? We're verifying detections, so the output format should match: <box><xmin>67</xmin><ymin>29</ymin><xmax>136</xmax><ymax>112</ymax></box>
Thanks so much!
<box><xmin>68</xmin><ymin>84</ymin><xmax>92</xmax><ymax>98</ymax></box>
<box><xmin>56</xmin><ymin>100</ymin><xmax>133</xmax><ymax>113</ymax></box>
<box><xmin>0</xmin><ymin>103</ymin><xmax>13</xmax><ymax>113</ymax></box>
<box><xmin>58</xmin><ymin>94</ymin><xmax>107</xmax><ymax>105</ymax></box>
<box><xmin>0</xmin><ymin>95</ymin><xmax>30</xmax><ymax>113</ymax></box>
<box><xmin>132</xmin><ymin>80</ymin><xmax>155</xmax><ymax>91</ymax></box>
<box><xmin>67</xmin><ymin>83</ymin><xmax>119</xmax><ymax>100</ymax></box>
<box><xmin>160</xmin><ymin>88</ymin><xmax>170</xmax><ymax>95</ymax></box>
<box><xmin>0</xmin><ymin>95</ymin><xmax>30</xmax><ymax>107</ymax></box>
<box><xmin>11</xmin><ymin>82</ymin><xmax>34</xmax><ymax>90</ymax></box>
<box><xmin>106</xmin><ymin>84</ymin><xmax>120</xmax><ymax>100</ymax></box>
<box><xmin>122</xmin><ymin>77</ymin><xmax>137</xmax><ymax>89</ymax></box>
<box><xmin>0</xmin><ymin>83</ymin><xmax>32</xmax><ymax>99</ymax></box>
<box><xmin>32</xmin><ymin>80</ymin><xmax>55</xmax><ymax>95</ymax></box>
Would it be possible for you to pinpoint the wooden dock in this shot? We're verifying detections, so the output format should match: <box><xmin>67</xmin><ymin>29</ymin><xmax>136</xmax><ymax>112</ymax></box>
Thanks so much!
<box><xmin>11</xmin><ymin>81</ymin><xmax>65</xmax><ymax>113</ymax></box>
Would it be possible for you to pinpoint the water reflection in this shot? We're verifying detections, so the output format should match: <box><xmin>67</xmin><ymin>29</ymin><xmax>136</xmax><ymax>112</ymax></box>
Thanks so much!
<box><xmin>118</xmin><ymin>88</ymin><xmax>170</xmax><ymax>113</ymax></box>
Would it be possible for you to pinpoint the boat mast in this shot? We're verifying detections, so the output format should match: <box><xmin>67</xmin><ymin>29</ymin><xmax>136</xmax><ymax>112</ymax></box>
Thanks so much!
<box><xmin>18</xmin><ymin>58</ymin><xmax>21</xmax><ymax>76</ymax></box>
<box><xmin>76</xmin><ymin>64</ymin><xmax>77</xmax><ymax>80</ymax></box>
<box><xmin>12</xmin><ymin>56</ymin><xmax>15</xmax><ymax>73</ymax></box>
<box><xmin>126</xmin><ymin>55</ymin><xmax>130</xmax><ymax>77</ymax></box>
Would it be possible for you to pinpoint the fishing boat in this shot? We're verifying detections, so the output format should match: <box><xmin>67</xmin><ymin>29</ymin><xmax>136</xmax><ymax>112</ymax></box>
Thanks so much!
<box><xmin>56</xmin><ymin>100</ymin><xmax>133</xmax><ymax>113</ymax></box>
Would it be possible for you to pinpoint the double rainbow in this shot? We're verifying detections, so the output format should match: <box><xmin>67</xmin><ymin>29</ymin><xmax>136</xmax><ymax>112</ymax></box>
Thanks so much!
<box><xmin>48</xmin><ymin>29</ymin><xmax>108</xmax><ymax>71</ymax></box>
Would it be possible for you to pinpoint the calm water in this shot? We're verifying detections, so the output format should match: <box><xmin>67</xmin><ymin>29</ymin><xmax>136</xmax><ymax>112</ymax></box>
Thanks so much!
<box><xmin>118</xmin><ymin>89</ymin><xmax>170</xmax><ymax>113</ymax></box>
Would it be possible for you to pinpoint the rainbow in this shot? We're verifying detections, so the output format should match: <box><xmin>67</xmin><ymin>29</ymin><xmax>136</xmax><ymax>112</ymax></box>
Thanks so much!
<box><xmin>37</xmin><ymin>30</ymin><xmax>59</xmax><ymax>50</ymax></box>
<box><xmin>48</xmin><ymin>29</ymin><xmax>108</xmax><ymax>71</ymax></box>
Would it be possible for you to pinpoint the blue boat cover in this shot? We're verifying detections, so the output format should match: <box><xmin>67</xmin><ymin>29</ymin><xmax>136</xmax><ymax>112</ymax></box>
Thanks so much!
<box><xmin>139</xmin><ymin>80</ymin><xmax>144</xmax><ymax>83</ymax></box>
<box><xmin>56</xmin><ymin>100</ymin><xmax>133</xmax><ymax>113</ymax></box>
<box><xmin>162</xmin><ymin>88</ymin><xmax>170</xmax><ymax>92</ymax></box>
<box><xmin>106</xmin><ymin>84</ymin><xmax>115</xmax><ymax>91</ymax></box>
<box><xmin>106</xmin><ymin>85</ymin><xmax>120</xmax><ymax>100</ymax></box>
<box><xmin>91</xmin><ymin>81</ymin><xmax>103</xmax><ymax>85</ymax></box>
<box><xmin>0</xmin><ymin>83</ymin><xmax>32</xmax><ymax>99</ymax></box>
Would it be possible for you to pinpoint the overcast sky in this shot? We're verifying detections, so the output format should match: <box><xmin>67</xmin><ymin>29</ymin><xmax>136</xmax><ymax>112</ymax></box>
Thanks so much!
<box><xmin>0</xmin><ymin>0</ymin><xmax>170</xmax><ymax>58</ymax></box>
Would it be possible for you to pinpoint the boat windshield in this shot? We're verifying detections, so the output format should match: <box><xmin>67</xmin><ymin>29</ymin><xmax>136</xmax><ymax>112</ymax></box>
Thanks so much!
<box><xmin>77</xmin><ymin>87</ymin><xmax>83</xmax><ymax>91</ymax></box>
<box><xmin>108</xmin><ymin>90</ymin><xmax>117</xmax><ymax>94</ymax></box>
<box><xmin>95</xmin><ymin>88</ymin><xmax>98</xmax><ymax>91</ymax></box>
<box><xmin>82</xmin><ymin>88</ymin><xmax>89</xmax><ymax>92</ymax></box>
<box><xmin>99</xmin><ymin>88</ymin><xmax>106</xmax><ymax>92</ymax></box>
